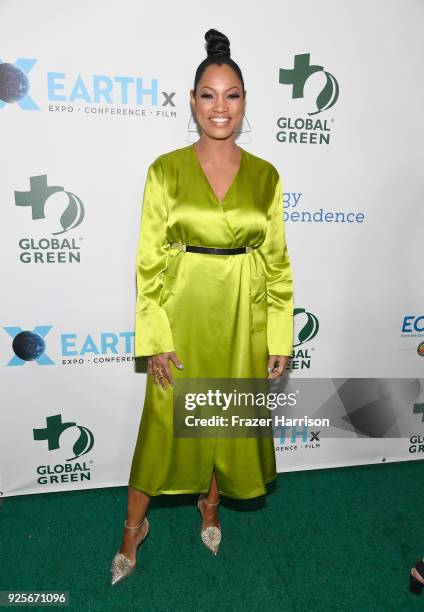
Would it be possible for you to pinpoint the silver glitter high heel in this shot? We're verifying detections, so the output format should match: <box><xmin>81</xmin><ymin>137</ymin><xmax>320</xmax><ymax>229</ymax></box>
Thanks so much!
<box><xmin>197</xmin><ymin>494</ymin><xmax>222</xmax><ymax>555</ymax></box>
<box><xmin>110</xmin><ymin>516</ymin><xmax>149</xmax><ymax>586</ymax></box>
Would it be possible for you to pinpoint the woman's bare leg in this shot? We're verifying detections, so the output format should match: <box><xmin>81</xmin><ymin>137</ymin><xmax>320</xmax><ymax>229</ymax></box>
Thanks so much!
<box><xmin>119</xmin><ymin>472</ymin><xmax>220</xmax><ymax>557</ymax></box>
<box><xmin>118</xmin><ymin>485</ymin><xmax>151</xmax><ymax>561</ymax></box>
<box><xmin>200</xmin><ymin>469</ymin><xmax>220</xmax><ymax>527</ymax></box>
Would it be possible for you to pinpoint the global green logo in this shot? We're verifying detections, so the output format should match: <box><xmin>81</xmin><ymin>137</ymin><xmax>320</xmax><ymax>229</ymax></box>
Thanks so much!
<box><xmin>279</xmin><ymin>53</ymin><xmax>339</xmax><ymax>115</ymax></box>
<box><xmin>294</xmin><ymin>307</ymin><xmax>319</xmax><ymax>346</ymax></box>
<box><xmin>413</xmin><ymin>402</ymin><xmax>424</xmax><ymax>422</ymax></box>
<box><xmin>33</xmin><ymin>414</ymin><xmax>94</xmax><ymax>461</ymax></box>
<box><xmin>15</xmin><ymin>174</ymin><xmax>85</xmax><ymax>235</ymax></box>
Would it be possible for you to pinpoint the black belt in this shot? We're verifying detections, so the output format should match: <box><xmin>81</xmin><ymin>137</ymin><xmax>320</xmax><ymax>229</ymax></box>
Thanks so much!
<box><xmin>170</xmin><ymin>242</ymin><xmax>254</xmax><ymax>255</ymax></box>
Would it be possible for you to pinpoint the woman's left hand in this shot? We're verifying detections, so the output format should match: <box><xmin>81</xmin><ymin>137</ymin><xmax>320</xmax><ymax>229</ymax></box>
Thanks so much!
<box><xmin>267</xmin><ymin>355</ymin><xmax>290</xmax><ymax>380</ymax></box>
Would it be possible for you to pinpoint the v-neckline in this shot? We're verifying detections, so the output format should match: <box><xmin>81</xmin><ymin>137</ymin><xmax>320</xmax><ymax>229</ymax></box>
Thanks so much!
<box><xmin>191</xmin><ymin>142</ymin><xmax>244</xmax><ymax>205</ymax></box>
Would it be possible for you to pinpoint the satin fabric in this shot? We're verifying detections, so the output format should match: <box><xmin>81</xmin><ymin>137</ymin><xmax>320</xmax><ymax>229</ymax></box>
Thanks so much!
<box><xmin>129</xmin><ymin>143</ymin><xmax>294</xmax><ymax>499</ymax></box>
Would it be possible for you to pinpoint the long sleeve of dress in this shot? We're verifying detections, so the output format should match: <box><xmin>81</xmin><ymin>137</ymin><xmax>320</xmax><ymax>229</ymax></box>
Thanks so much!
<box><xmin>255</xmin><ymin>174</ymin><xmax>294</xmax><ymax>357</ymax></box>
<box><xmin>134</xmin><ymin>159</ymin><xmax>175</xmax><ymax>357</ymax></box>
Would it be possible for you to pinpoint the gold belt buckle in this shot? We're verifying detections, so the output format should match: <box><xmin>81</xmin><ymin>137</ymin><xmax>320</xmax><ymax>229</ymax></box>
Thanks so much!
<box><xmin>170</xmin><ymin>242</ymin><xmax>186</xmax><ymax>252</ymax></box>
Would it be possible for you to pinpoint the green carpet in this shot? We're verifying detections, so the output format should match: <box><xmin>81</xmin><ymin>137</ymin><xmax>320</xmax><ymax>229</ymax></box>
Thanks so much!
<box><xmin>2</xmin><ymin>459</ymin><xmax>424</xmax><ymax>611</ymax></box>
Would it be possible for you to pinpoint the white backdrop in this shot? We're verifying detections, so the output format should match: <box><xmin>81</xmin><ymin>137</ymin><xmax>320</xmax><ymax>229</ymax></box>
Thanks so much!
<box><xmin>1</xmin><ymin>0</ymin><xmax>423</xmax><ymax>497</ymax></box>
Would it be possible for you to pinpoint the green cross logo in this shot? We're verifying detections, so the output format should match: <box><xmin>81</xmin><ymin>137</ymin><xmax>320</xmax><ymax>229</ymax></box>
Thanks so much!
<box><xmin>33</xmin><ymin>414</ymin><xmax>94</xmax><ymax>461</ymax></box>
<box><xmin>15</xmin><ymin>175</ymin><xmax>85</xmax><ymax>235</ymax></box>
<box><xmin>279</xmin><ymin>53</ymin><xmax>339</xmax><ymax>115</ymax></box>
<box><xmin>413</xmin><ymin>403</ymin><xmax>424</xmax><ymax>422</ymax></box>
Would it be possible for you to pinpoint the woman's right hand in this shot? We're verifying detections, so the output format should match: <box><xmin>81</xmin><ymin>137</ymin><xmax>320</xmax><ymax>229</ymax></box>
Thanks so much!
<box><xmin>147</xmin><ymin>351</ymin><xmax>184</xmax><ymax>389</ymax></box>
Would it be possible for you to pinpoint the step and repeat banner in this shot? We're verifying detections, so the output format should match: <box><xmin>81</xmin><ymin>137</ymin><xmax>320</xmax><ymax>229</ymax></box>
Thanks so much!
<box><xmin>1</xmin><ymin>0</ymin><xmax>423</xmax><ymax>497</ymax></box>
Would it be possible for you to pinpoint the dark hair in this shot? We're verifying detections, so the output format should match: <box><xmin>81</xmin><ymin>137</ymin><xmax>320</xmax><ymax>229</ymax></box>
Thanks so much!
<box><xmin>193</xmin><ymin>29</ymin><xmax>245</xmax><ymax>97</ymax></box>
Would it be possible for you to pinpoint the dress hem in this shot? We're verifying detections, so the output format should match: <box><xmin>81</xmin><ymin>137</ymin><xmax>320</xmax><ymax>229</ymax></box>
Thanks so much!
<box><xmin>128</xmin><ymin>473</ymin><xmax>277</xmax><ymax>500</ymax></box>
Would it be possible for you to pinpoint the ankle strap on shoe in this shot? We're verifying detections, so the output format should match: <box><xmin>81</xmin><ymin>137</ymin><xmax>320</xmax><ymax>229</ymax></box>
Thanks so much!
<box><xmin>124</xmin><ymin>517</ymin><xmax>146</xmax><ymax>530</ymax></box>
<box><xmin>203</xmin><ymin>496</ymin><xmax>220</xmax><ymax>506</ymax></box>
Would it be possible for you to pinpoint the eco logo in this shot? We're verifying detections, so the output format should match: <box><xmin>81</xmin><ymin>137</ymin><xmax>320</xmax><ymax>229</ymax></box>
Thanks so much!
<box><xmin>294</xmin><ymin>307</ymin><xmax>319</xmax><ymax>346</ymax></box>
<box><xmin>276</xmin><ymin>53</ymin><xmax>339</xmax><ymax>145</ymax></box>
<box><xmin>401</xmin><ymin>315</ymin><xmax>424</xmax><ymax>338</ymax></box>
<box><xmin>33</xmin><ymin>414</ymin><xmax>94</xmax><ymax>486</ymax></box>
<box><xmin>413</xmin><ymin>402</ymin><xmax>424</xmax><ymax>422</ymax></box>
<box><xmin>14</xmin><ymin>175</ymin><xmax>84</xmax><ymax>263</ymax></box>
<box><xmin>287</xmin><ymin>308</ymin><xmax>319</xmax><ymax>371</ymax></box>
<box><xmin>5</xmin><ymin>326</ymin><xmax>54</xmax><ymax>366</ymax></box>
<box><xmin>0</xmin><ymin>58</ymin><xmax>39</xmax><ymax>110</ymax></box>
<box><xmin>15</xmin><ymin>175</ymin><xmax>85</xmax><ymax>235</ymax></box>
<box><xmin>33</xmin><ymin>414</ymin><xmax>94</xmax><ymax>461</ymax></box>
<box><xmin>279</xmin><ymin>53</ymin><xmax>339</xmax><ymax>115</ymax></box>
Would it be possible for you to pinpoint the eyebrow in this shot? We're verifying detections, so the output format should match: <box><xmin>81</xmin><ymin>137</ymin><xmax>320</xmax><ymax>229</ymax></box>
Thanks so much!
<box><xmin>199</xmin><ymin>85</ymin><xmax>241</xmax><ymax>92</ymax></box>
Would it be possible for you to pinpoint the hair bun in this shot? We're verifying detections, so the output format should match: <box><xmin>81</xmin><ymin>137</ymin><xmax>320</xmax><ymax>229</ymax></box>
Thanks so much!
<box><xmin>205</xmin><ymin>29</ymin><xmax>230</xmax><ymax>58</ymax></box>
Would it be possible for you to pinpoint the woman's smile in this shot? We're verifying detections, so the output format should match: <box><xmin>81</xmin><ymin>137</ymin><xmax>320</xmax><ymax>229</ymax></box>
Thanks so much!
<box><xmin>209</xmin><ymin>116</ymin><xmax>230</xmax><ymax>125</ymax></box>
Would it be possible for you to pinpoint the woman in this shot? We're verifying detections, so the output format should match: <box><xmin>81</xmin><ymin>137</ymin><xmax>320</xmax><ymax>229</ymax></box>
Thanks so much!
<box><xmin>110</xmin><ymin>28</ymin><xmax>294</xmax><ymax>585</ymax></box>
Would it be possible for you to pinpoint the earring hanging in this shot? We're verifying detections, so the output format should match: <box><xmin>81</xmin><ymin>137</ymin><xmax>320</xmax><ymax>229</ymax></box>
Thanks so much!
<box><xmin>234</xmin><ymin>112</ymin><xmax>252</xmax><ymax>144</ymax></box>
<box><xmin>186</xmin><ymin>111</ymin><xmax>252</xmax><ymax>143</ymax></box>
<box><xmin>187</xmin><ymin>111</ymin><xmax>199</xmax><ymax>133</ymax></box>
<box><xmin>234</xmin><ymin>112</ymin><xmax>252</xmax><ymax>134</ymax></box>
<box><xmin>186</xmin><ymin>111</ymin><xmax>200</xmax><ymax>143</ymax></box>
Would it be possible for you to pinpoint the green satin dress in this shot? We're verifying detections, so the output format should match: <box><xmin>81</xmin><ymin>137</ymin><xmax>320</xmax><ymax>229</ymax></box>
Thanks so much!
<box><xmin>129</xmin><ymin>143</ymin><xmax>294</xmax><ymax>499</ymax></box>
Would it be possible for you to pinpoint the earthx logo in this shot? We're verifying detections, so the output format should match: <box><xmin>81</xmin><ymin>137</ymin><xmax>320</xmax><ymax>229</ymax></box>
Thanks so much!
<box><xmin>0</xmin><ymin>56</ymin><xmax>177</xmax><ymax>119</ymax></box>
<box><xmin>14</xmin><ymin>175</ymin><xmax>84</xmax><ymax>263</ymax></box>
<box><xmin>6</xmin><ymin>326</ymin><xmax>54</xmax><ymax>366</ymax></box>
<box><xmin>0</xmin><ymin>58</ymin><xmax>39</xmax><ymax>109</ymax></box>
<box><xmin>4</xmin><ymin>325</ymin><xmax>138</xmax><ymax>367</ymax></box>
<box><xmin>275</xmin><ymin>427</ymin><xmax>321</xmax><ymax>453</ymax></box>
<box><xmin>276</xmin><ymin>53</ymin><xmax>339</xmax><ymax>145</ymax></box>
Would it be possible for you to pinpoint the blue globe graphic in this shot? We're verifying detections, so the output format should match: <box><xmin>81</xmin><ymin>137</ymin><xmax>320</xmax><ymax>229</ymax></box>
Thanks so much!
<box><xmin>13</xmin><ymin>331</ymin><xmax>45</xmax><ymax>361</ymax></box>
<box><xmin>0</xmin><ymin>63</ymin><xmax>29</xmax><ymax>103</ymax></box>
